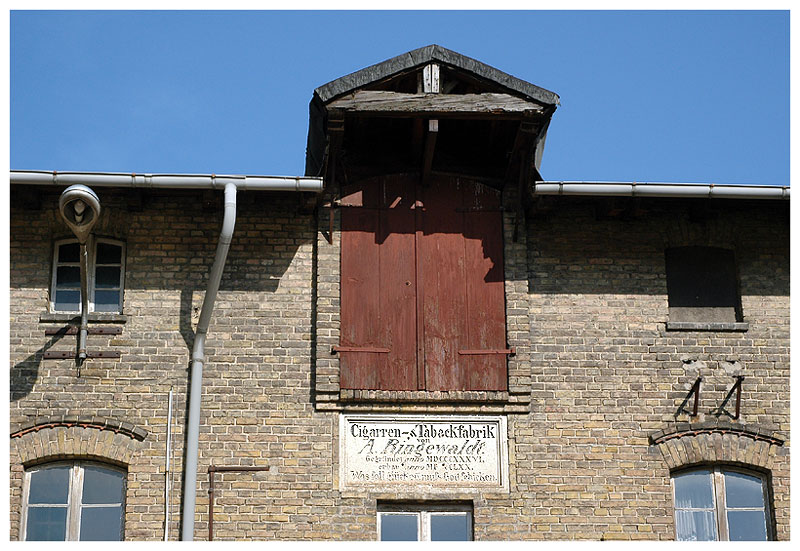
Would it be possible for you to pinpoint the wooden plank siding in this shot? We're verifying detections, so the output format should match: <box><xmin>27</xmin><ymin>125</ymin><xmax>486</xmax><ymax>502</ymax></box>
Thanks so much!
<box><xmin>339</xmin><ymin>173</ymin><xmax>508</xmax><ymax>391</ymax></box>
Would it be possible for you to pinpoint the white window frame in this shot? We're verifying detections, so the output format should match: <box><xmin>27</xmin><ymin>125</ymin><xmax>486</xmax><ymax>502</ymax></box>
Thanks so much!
<box><xmin>671</xmin><ymin>466</ymin><xmax>772</xmax><ymax>541</ymax></box>
<box><xmin>377</xmin><ymin>503</ymin><xmax>473</xmax><ymax>541</ymax></box>
<box><xmin>21</xmin><ymin>461</ymin><xmax>126</xmax><ymax>541</ymax></box>
<box><xmin>50</xmin><ymin>237</ymin><xmax>125</xmax><ymax>313</ymax></box>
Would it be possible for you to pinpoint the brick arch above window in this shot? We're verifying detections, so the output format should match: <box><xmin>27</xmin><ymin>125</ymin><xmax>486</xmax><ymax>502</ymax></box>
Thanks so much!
<box><xmin>649</xmin><ymin>421</ymin><xmax>785</xmax><ymax>472</ymax></box>
<box><xmin>11</xmin><ymin>416</ymin><xmax>148</xmax><ymax>466</ymax></box>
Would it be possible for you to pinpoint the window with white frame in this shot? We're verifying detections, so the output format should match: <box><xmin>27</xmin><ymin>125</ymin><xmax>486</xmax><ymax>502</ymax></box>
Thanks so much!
<box><xmin>22</xmin><ymin>462</ymin><xmax>126</xmax><ymax>541</ymax></box>
<box><xmin>378</xmin><ymin>503</ymin><xmax>472</xmax><ymax>541</ymax></box>
<box><xmin>51</xmin><ymin>238</ymin><xmax>125</xmax><ymax>313</ymax></box>
<box><xmin>672</xmin><ymin>467</ymin><xmax>772</xmax><ymax>541</ymax></box>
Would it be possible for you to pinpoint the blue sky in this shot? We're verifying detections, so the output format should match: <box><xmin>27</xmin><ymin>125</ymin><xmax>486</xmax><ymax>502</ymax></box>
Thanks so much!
<box><xmin>9</xmin><ymin>10</ymin><xmax>790</xmax><ymax>186</ymax></box>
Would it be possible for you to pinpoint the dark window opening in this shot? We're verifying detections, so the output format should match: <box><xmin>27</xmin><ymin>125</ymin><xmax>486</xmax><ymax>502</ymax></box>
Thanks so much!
<box><xmin>665</xmin><ymin>246</ymin><xmax>742</xmax><ymax>324</ymax></box>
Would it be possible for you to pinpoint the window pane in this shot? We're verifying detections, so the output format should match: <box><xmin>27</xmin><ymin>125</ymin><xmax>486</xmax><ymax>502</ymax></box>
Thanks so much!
<box><xmin>95</xmin><ymin>242</ymin><xmax>121</xmax><ymax>264</ymax></box>
<box><xmin>82</xmin><ymin>466</ymin><xmax>124</xmax><ymax>504</ymax></box>
<box><xmin>54</xmin><ymin>290</ymin><xmax>81</xmax><ymax>311</ymax></box>
<box><xmin>26</xmin><ymin>507</ymin><xmax>68</xmax><ymax>541</ymax></box>
<box><xmin>79</xmin><ymin>506</ymin><xmax>123</xmax><ymax>541</ymax></box>
<box><xmin>674</xmin><ymin>470</ymin><xmax>714</xmax><ymax>508</ymax></box>
<box><xmin>58</xmin><ymin>242</ymin><xmax>80</xmax><ymax>263</ymax></box>
<box><xmin>95</xmin><ymin>266</ymin><xmax>121</xmax><ymax>289</ymax></box>
<box><xmin>29</xmin><ymin>467</ymin><xmax>70</xmax><ymax>504</ymax></box>
<box><xmin>724</xmin><ymin>471</ymin><xmax>765</xmax><ymax>508</ymax></box>
<box><xmin>380</xmin><ymin>513</ymin><xmax>418</xmax><ymax>541</ymax></box>
<box><xmin>431</xmin><ymin>513</ymin><xmax>470</xmax><ymax>541</ymax></box>
<box><xmin>675</xmin><ymin>510</ymin><xmax>718</xmax><ymax>541</ymax></box>
<box><xmin>94</xmin><ymin>290</ymin><xmax>121</xmax><ymax>312</ymax></box>
<box><xmin>56</xmin><ymin>266</ymin><xmax>81</xmax><ymax>288</ymax></box>
<box><xmin>727</xmin><ymin>510</ymin><xmax>768</xmax><ymax>541</ymax></box>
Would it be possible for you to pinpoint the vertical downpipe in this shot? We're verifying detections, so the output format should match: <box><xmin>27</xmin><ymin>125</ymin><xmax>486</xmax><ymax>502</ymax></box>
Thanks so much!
<box><xmin>181</xmin><ymin>183</ymin><xmax>237</xmax><ymax>540</ymax></box>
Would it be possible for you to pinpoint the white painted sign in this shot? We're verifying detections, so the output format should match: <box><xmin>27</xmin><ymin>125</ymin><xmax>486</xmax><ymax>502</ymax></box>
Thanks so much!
<box><xmin>340</xmin><ymin>414</ymin><xmax>508</xmax><ymax>492</ymax></box>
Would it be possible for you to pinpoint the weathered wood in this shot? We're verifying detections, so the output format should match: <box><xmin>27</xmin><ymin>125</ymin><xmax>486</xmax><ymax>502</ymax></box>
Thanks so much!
<box><xmin>459</xmin><ymin>179</ymin><xmax>508</xmax><ymax>390</ymax></box>
<box><xmin>314</xmin><ymin>44</ymin><xmax>559</xmax><ymax>106</ymax></box>
<box><xmin>423</xmin><ymin>63</ymin><xmax>440</xmax><ymax>93</ymax></box>
<box><xmin>339</xmin><ymin>175</ymin><xmax>417</xmax><ymax>390</ymax></box>
<box><xmin>328</xmin><ymin>90</ymin><xmax>543</xmax><ymax>117</ymax></box>
<box><xmin>339</xmin><ymin>174</ymin><xmax>507</xmax><ymax>392</ymax></box>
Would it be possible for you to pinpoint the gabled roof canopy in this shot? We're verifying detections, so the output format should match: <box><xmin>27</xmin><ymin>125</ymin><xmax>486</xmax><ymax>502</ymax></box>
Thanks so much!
<box><xmin>314</xmin><ymin>44</ymin><xmax>559</xmax><ymax>106</ymax></box>
<box><xmin>305</xmin><ymin>45</ymin><xmax>560</xmax><ymax>185</ymax></box>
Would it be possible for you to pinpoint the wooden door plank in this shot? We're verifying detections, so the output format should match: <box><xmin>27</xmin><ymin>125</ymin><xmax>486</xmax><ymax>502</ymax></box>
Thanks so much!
<box><xmin>340</xmin><ymin>204</ymin><xmax>382</xmax><ymax>389</ymax></box>
<box><xmin>419</xmin><ymin>175</ymin><xmax>468</xmax><ymax>390</ymax></box>
<box><xmin>461</xmin><ymin>180</ymin><xmax>507</xmax><ymax>391</ymax></box>
<box><xmin>378</xmin><ymin>175</ymin><xmax>417</xmax><ymax>390</ymax></box>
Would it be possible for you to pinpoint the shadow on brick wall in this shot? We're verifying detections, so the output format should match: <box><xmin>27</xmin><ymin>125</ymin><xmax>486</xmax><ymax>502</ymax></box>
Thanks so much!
<box><xmin>10</xmin><ymin>328</ymin><xmax>70</xmax><ymax>401</ymax></box>
<box><xmin>526</xmin><ymin>198</ymin><xmax>789</xmax><ymax>298</ymax></box>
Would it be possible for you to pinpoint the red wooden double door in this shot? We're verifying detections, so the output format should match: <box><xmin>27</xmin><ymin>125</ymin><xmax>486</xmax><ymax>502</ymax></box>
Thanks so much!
<box><xmin>339</xmin><ymin>173</ymin><xmax>508</xmax><ymax>391</ymax></box>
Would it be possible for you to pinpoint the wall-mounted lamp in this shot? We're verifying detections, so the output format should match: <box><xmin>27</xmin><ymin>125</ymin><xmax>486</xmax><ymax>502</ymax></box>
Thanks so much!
<box><xmin>58</xmin><ymin>185</ymin><xmax>101</xmax><ymax>366</ymax></box>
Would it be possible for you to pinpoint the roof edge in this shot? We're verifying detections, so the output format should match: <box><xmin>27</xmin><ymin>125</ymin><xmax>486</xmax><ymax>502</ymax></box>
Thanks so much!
<box><xmin>314</xmin><ymin>44</ymin><xmax>560</xmax><ymax>106</ymax></box>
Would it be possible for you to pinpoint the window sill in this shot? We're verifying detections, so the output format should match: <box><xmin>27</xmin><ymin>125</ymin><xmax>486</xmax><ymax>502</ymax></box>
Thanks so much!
<box><xmin>39</xmin><ymin>312</ymin><xmax>128</xmax><ymax>324</ymax></box>
<box><xmin>665</xmin><ymin>321</ymin><xmax>749</xmax><ymax>332</ymax></box>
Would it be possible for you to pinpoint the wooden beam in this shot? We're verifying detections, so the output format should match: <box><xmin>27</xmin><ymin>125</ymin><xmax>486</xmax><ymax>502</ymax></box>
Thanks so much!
<box><xmin>327</xmin><ymin>90</ymin><xmax>544</xmax><ymax>118</ymax></box>
<box><xmin>422</xmin><ymin>119</ymin><xmax>438</xmax><ymax>186</ymax></box>
<box><xmin>324</xmin><ymin>115</ymin><xmax>345</xmax><ymax>187</ymax></box>
<box><xmin>423</xmin><ymin>63</ymin><xmax>440</xmax><ymax>93</ymax></box>
<box><xmin>504</xmin><ymin>119</ymin><xmax>538</xmax><ymax>185</ymax></box>
<box><xmin>323</xmin><ymin>114</ymin><xmax>344</xmax><ymax>245</ymax></box>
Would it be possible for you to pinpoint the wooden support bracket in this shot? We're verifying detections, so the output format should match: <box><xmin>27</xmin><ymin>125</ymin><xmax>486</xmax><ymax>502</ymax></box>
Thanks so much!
<box><xmin>421</xmin><ymin>119</ymin><xmax>439</xmax><ymax>187</ymax></box>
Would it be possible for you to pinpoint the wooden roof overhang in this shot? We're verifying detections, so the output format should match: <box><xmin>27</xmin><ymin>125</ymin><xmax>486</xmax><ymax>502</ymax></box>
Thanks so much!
<box><xmin>305</xmin><ymin>45</ymin><xmax>559</xmax><ymax>201</ymax></box>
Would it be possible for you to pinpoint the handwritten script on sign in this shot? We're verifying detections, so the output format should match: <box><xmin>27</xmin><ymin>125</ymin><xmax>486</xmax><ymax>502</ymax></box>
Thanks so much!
<box><xmin>340</xmin><ymin>415</ymin><xmax>508</xmax><ymax>492</ymax></box>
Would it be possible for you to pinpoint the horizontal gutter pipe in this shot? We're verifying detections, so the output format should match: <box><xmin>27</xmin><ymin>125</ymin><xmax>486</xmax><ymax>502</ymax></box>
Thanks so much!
<box><xmin>9</xmin><ymin>170</ymin><xmax>323</xmax><ymax>192</ymax></box>
<box><xmin>533</xmin><ymin>182</ymin><xmax>790</xmax><ymax>200</ymax></box>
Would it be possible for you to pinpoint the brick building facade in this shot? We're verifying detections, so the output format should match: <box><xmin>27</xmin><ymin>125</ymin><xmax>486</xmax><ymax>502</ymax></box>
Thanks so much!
<box><xmin>9</xmin><ymin>46</ymin><xmax>789</xmax><ymax>541</ymax></box>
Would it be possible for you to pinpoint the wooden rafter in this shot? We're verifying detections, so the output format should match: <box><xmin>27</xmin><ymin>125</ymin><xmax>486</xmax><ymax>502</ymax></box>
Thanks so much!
<box><xmin>328</xmin><ymin>90</ymin><xmax>544</xmax><ymax>119</ymax></box>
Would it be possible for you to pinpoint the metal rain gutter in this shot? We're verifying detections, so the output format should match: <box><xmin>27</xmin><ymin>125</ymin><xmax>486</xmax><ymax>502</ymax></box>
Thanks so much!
<box><xmin>10</xmin><ymin>170</ymin><xmax>323</xmax><ymax>192</ymax></box>
<box><xmin>532</xmin><ymin>181</ymin><xmax>790</xmax><ymax>200</ymax></box>
<box><xmin>11</xmin><ymin>170</ymin><xmax>323</xmax><ymax>541</ymax></box>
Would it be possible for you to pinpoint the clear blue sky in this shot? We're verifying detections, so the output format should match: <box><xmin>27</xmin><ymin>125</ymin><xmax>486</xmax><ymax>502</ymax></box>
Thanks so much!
<box><xmin>10</xmin><ymin>10</ymin><xmax>790</xmax><ymax>186</ymax></box>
